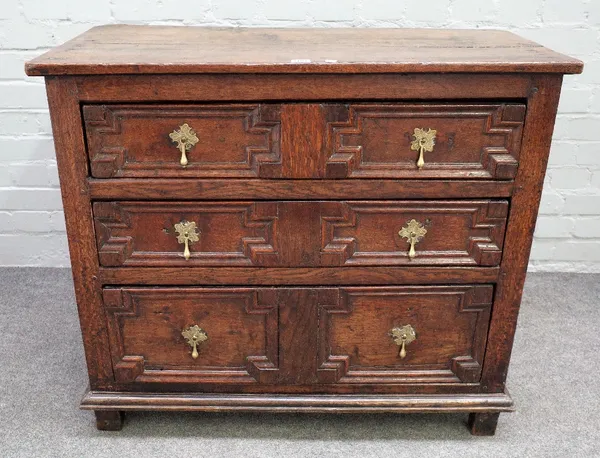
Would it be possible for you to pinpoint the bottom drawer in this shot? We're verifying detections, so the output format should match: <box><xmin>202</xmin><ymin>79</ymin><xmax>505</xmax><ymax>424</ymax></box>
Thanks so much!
<box><xmin>102</xmin><ymin>285</ymin><xmax>493</xmax><ymax>388</ymax></box>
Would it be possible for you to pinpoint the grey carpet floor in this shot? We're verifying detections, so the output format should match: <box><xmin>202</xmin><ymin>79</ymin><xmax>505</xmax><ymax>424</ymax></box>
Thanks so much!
<box><xmin>0</xmin><ymin>269</ymin><xmax>598</xmax><ymax>458</ymax></box>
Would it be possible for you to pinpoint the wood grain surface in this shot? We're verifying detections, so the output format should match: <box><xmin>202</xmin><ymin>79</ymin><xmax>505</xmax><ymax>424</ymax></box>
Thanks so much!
<box><xmin>81</xmin><ymin>390</ymin><xmax>515</xmax><ymax>413</ymax></box>
<box><xmin>25</xmin><ymin>25</ymin><xmax>583</xmax><ymax>75</ymax></box>
<box><xmin>92</xmin><ymin>200</ymin><xmax>508</xmax><ymax>267</ymax></box>
<box><xmin>83</xmin><ymin>102</ymin><xmax>525</xmax><ymax>180</ymax></box>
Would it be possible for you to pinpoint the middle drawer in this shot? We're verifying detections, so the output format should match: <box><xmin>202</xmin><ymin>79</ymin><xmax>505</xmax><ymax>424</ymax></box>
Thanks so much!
<box><xmin>94</xmin><ymin>200</ymin><xmax>508</xmax><ymax>267</ymax></box>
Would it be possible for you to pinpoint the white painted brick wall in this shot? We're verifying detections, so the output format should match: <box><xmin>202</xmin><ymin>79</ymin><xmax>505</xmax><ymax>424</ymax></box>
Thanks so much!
<box><xmin>0</xmin><ymin>0</ymin><xmax>598</xmax><ymax>271</ymax></box>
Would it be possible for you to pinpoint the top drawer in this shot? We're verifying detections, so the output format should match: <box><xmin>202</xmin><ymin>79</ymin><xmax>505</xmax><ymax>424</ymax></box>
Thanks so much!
<box><xmin>83</xmin><ymin>103</ymin><xmax>525</xmax><ymax>180</ymax></box>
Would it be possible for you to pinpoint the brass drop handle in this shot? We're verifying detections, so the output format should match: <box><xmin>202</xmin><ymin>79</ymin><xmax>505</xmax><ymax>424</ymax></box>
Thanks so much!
<box><xmin>390</xmin><ymin>325</ymin><xmax>416</xmax><ymax>359</ymax></box>
<box><xmin>410</xmin><ymin>128</ymin><xmax>437</xmax><ymax>169</ymax></box>
<box><xmin>174</xmin><ymin>220</ymin><xmax>200</xmax><ymax>260</ymax></box>
<box><xmin>182</xmin><ymin>325</ymin><xmax>208</xmax><ymax>359</ymax></box>
<box><xmin>398</xmin><ymin>219</ymin><xmax>427</xmax><ymax>259</ymax></box>
<box><xmin>169</xmin><ymin>123</ymin><xmax>199</xmax><ymax>166</ymax></box>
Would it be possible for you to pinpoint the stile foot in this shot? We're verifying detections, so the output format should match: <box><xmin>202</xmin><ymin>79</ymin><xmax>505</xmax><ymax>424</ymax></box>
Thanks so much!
<box><xmin>95</xmin><ymin>410</ymin><xmax>124</xmax><ymax>431</ymax></box>
<box><xmin>468</xmin><ymin>412</ymin><xmax>500</xmax><ymax>436</ymax></box>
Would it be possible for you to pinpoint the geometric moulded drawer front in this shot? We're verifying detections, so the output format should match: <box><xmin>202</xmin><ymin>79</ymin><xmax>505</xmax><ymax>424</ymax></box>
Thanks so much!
<box><xmin>317</xmin><ymin>285</ymin><xmax>494</xmax><ymax>384</ymax></box>
<box><xmin>83</xmin><ymin>103</ymin><xmax>524</xmax><ymax>180</ymax></box>
<box><xmin>83</xmin><ymin>104</ymin><xmax>282</xmax><ymax>178</ymax></box>
<box><xmin>103</xmin><ymin>285</ymin><xmax>492</xmax><ymax>387</ymax></box>
<box><xmin>325</xmin><ymin>103</ymin><xmax>525</xmax><ymax>179</ymax></box>
<box><xmin>94</xmin><ymin>200</ymin><xmax>508</xmax><ymax>267</ymax></box>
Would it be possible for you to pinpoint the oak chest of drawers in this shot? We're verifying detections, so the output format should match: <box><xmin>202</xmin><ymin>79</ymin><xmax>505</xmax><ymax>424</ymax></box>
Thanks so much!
<box><xmin>26</xmin><ymin>25</ymin><xmax>582</xmax><ymax>435</ymax></box>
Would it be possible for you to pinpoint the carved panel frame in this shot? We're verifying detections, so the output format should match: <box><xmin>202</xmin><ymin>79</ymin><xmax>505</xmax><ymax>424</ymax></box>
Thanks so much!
<box><xmin>93</xmin><ymin>201</ymin><xmax>279</xmax><ymax>266</ymax></box>
<box><xmin>103</xmin><ymin>288</ymin><xmax>280</xmax><ymax>384</ymax></box>
<box><xmin>320</xmin><ymin>200</ymin><xmax>508</xmax><ymax>266</ymax></box>
<box><xmin>325</xmin><ymin>104</ymin><xmax>525</xmax><ymax>179</ymax></box>
<box><xmin>84</xmin><ymin>104</ymin><xmax>282</xmax><ymax>178</ymax></box>
<box><xmin>317</xmin><ymin>285</ymin><xmax>493</xmax><ymax>384</ymax></box>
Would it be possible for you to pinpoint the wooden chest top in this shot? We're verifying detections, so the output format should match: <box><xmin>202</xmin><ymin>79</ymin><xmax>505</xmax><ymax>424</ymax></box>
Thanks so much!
<box><xmin>25</xmin><ymin>25</ymin><xmax>583</xmax><ymax>76</ymax></box>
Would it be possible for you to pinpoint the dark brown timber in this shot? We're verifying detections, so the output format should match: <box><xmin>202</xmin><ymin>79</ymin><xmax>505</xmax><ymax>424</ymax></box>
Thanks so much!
<box><xmin>26</xmin><ymin>25</ymin><xmax>581</xmax><ymax>435</ymax></box>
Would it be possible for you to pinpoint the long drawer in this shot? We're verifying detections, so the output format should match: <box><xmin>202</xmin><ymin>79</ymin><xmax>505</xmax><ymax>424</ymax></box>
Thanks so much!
<box><xmin>93</xmin><ymin>200</ymin><xmax>509</xmax><ymax>267</ymax></box>
<box><xmin>83</xmin><ymin>103</ymin><xmax>525</xmax><ymax>179</ymax></box>
<box><xmin>103</xmin><ymin>285</ymin><xmax>493</xmax><ymax>388</ymax></box>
